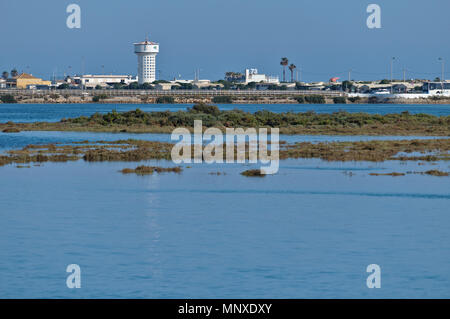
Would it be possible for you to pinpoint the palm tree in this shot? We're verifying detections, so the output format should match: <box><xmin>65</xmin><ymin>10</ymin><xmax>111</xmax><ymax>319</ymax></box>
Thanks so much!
<box><xmin>280</xmin><ymin>57</ymin><xmax>289</xmax><ymax>82</ymax></box>
<box><xmin>11</xmin><ymin>69</ymin><xmax>18</xmax><ymax>77</ymax></box>
<box><xmin>288</xmin><ymin>64</ymin><xmax>297</xmax><ymax>82</ymax></box>
<box><xmin>2</xmin><ymin>71</ymin><xmax>8</xmax><ymax>80</ymax></box>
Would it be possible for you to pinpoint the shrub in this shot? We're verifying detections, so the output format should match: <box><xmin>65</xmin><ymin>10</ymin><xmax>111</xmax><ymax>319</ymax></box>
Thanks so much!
<box><xmin>333</xmin><ymin>97</ymin><xmax>347</xmax><ymax>104</ymax></box>
<box><xmin>368</xmin><ymin>96</ymin><xmax>379</xmax><ymax>104</ymax></box>
<box><xmin>1</xmin><ymin>94</ymin><xmax>17</xmax><ymax>103</ymax></box>
<box><xmin>304</xmin><ymin>95</ymin><xmax>325</xmax><ymax>104</ymax></box>
<box><xmin>294</xmin><ymin>96</ymin><xmax>305</xmax><ymax>104</ymax></box>
<box><xmin>92</xmin><ymin>94</ymin><xmax>108</xmax><ymax>103</ymax></box>
<box><xmin>212</xmin><ymin>96</ymin><xmax>233</xmax><ymax>103</ymax></box>
<box><xmin>156</xmin><ymin>96</ymin><xmax>175</xmax><ymax>104</ymax></box>
<box><xmin>348</xmin><ymin>96</ymin><xmax>361</xmax><ymax>103</ymax></box>
<box><xmin>190</xmin><ymin>103</ymin><xmax>220</xmax><ymax>115</ymax></box>
<box><xmin>57</xmin><ymin>83</ymin><xmax>70</xmax><ymax>89</ymax></box>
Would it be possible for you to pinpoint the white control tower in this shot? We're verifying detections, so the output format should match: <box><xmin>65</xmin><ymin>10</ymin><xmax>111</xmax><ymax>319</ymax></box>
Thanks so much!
<box><xmin>134</xmin><ymin>37</ymin><xmax>159</xmax><ymax>84</ymax></box>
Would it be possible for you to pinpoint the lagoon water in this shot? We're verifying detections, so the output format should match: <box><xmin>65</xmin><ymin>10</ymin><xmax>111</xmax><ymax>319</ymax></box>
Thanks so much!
<box><xmin>0</xmin><ymin>103</ymin><xmax>449</xmax><ymax>298</ymax></box>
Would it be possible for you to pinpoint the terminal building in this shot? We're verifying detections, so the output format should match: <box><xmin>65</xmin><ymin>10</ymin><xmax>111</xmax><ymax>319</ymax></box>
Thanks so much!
<box><xmin>72</xmin><ymin>75</ymin><xmax>136</xmax><ymax>88</ymax></box>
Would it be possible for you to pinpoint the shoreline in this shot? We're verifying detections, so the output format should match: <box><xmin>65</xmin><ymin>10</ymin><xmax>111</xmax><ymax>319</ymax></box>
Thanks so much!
<box><xmin>1</xmin><ymin>98</ymin><xmax>450</xmax><ymax>105</ymax></box>
<box><xmin>1</xmin><ymin>91</ymin><xmax>450</xmax><ymax>105</ymax></box>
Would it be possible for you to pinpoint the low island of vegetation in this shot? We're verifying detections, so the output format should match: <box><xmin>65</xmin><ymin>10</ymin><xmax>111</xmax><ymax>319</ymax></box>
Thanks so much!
<box><xmin>121</xmin><ymin>165</ymin><xmax>182</xmax><ymax>175</ymax></box>
<box><xmin>1</xmin><ymin>103</ymin><xmax>449</xmax><ymax>136</ymax></box>
<box><xmin>241</xmin><ymin>169</ymin><xmax>266</xmax><ymax>177</ymax></box>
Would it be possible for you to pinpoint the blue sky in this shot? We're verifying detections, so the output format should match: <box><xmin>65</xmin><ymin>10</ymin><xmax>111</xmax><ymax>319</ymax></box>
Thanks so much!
<box><xmin>0</xmin><ymin>0</ymin><xmax>449</xmax><ymax>82</ymax></box>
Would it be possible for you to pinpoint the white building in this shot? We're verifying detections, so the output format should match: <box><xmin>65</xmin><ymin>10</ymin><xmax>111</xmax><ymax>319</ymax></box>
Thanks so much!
<box><xmin>0</xmin><ymin>78</ymin><xmax>6</xmax><ymax>88</ymax></box>
<box><xmin>134</xmin><ymin>37</ymin><xmax>159</xmax><ymax>84</ymax></box>
<box><xmin>156</xmin><ymin>79</ymin><xmax>221</xmax><ymax>90</ymax></box>
<box><xmin>74</xmin><ymin>75</ymin><xmax>136</xmax><ymax>88</ymax></box>
<box><xmin>245</xmin><ymin>68</ymin><xmax>279</xmax><ymax>84</ymax></box>
<box><xmin>348</xmin><ymin>81</ymin><xmax>450</xmax><ymax>99</ymax></box>
<box><xmin>423</xmin><ymin>81</ymin><xmax>450</xmax><ymax>96</ymax></box>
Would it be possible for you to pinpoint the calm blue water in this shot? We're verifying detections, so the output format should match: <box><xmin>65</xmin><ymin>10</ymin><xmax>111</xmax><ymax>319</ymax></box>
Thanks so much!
<box><xmin>0</xmin><ymin>103</ymin><xmax>449</xmax><ymax>123</ymax></box>
<box><xmin>0</xmin><ymin>104</ymin><xmax>449</xmax><ymax>298</ymax></box>
<box><xmin>0</xmin><ymin>159</ymin><xmax>449</xmax><ymax>298</ymax></box>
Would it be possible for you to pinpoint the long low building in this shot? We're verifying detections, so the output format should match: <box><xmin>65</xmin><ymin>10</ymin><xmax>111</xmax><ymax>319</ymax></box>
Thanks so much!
<box><xmin>72</xmin><ymin>75</ymin><xmax>137</xmax><ymax>88</ymax></box>
<box><xmin>349</xmin><ymin>81</ymin><xmax>450</xmax><ymax>98</ymax></box>
<box><xmin>423</xmin><ymin>81</ymin><xmax>450</xmax><ymax>95</ymax></box>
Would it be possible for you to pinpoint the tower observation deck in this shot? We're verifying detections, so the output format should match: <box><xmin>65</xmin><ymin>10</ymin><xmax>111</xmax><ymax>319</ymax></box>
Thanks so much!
<box><xmin>134</xmin><ymin>37</ymin><xmax>159</xmax><ymax>84</ymax></box>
